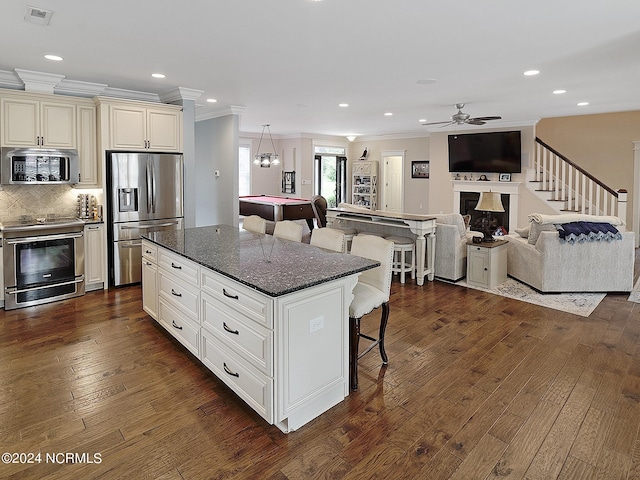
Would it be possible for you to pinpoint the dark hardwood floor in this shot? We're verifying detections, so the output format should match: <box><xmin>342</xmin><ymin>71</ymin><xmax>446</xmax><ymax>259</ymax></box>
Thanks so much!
<box><xmin>1</xmin><ymin>251</ymin><xmax>639</xmax><ymax>479</ymax></box>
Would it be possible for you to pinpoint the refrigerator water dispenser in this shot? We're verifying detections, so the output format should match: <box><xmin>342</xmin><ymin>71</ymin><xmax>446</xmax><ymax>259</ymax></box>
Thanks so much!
<box><xmin>118</xmin><ymin>188</ymin><xmax>138</xmax><ymax>212</ymax></box>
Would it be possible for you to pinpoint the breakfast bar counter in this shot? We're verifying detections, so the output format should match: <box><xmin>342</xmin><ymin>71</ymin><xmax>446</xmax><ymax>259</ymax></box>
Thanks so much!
<box><xmin>327</xmin><ymin>207</ymin><xmax>437</xmax><ymax>285</ymax></box>
<box><xmin>141</xmin><ymin>225</ymin><xmax>377</xmax><ymax>433</ymax></box>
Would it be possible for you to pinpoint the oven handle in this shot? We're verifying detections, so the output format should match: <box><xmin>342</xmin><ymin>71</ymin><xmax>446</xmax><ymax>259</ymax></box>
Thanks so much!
<box><xmin>5</xmin><ymin>232</ymin><xmax>84</xmax><ymax>245</ymax></box>
<box><xmin>6</xmin><ymin>276</ymin><xmax>85</xmax><ymax>295</ymax></box>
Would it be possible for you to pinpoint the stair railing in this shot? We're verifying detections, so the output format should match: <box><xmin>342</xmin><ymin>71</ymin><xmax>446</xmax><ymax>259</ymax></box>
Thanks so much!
<box><xmin>534</xmin><ymin>138</ymin><xmax>627</xmax><ymax>220</ymax></box>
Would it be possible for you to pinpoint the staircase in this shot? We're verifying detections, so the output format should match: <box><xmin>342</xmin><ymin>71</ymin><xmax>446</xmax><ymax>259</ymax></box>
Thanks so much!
<box><xmin>527</xmin><ymin>137</ymin><xmax>627</xmax><ymax>219</ymax></box>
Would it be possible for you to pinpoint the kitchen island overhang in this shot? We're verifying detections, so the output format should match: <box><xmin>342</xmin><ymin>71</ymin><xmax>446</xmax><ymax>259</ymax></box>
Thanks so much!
<box><xmin>141</xmin><ymin>225</ymin><xmax>378</xmax><ymax>433</ymax></box>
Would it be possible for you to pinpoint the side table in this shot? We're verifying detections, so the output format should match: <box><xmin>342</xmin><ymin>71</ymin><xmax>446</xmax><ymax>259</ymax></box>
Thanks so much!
<box><xmin>466</xmin><ymin>239</ymin><xmax>508</xmax><ymax>289</ymax></box>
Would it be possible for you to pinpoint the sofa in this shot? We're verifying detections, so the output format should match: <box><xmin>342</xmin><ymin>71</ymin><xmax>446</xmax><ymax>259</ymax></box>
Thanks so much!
<box><xmin>507</xmin><ymin>213</ymin><xmax>635</xmax><ymax>293</ymax></box>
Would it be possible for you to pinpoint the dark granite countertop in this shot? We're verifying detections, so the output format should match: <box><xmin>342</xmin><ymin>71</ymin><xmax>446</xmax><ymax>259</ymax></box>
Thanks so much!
<box><xmin>143</xmin><ymin>225</ymin><xmax>379</xmax><ymax>297</ymax></box>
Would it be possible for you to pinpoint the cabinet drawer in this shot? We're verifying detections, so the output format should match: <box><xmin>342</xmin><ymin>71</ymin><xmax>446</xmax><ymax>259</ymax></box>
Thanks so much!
<box><xmin>158</xmin><ymin>299</ymin><xmax>199</xmax><ymax>357</ymax></box>
<box><xmin>142</xmin><ymin>241</ymin><xmax>157</xmax><ymax>262</ymax></box>
<box><xmin>201</xmin><ymin>329</ymin><xmax>273</xmax><ymax>423</ymax></box>
<box><xmin>159</xmin><ymin>272</ymin><xmax>199</xmax><ymax>319</ymax></box>
<box><xmin>201</xmin><ymin>269</ymin><xmax>272</xmax><ymax>328</ymax></box>
<box><xmin>202</xmin><ymin>292</ymin><xmax>272</xmax><ymax>375</ymax></box>
<box><xmin>159</xmin><ymin>249</ymin><xmax>199</xmax><ymax>286</ymax></box>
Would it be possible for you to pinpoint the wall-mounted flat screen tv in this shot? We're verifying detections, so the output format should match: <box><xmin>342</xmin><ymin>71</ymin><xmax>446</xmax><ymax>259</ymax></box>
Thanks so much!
<box><xmin>448</xmin><ymin>131</ymin><xmax>521</xmax><ymax>173</ymax></box>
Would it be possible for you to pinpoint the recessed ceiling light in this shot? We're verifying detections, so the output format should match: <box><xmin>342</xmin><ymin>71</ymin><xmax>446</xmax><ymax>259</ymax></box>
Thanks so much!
<box><xmin>524</xmin><ymin>70</ymin><xmax>540</xmax><ymax>76</ymax></box>
<box><xmin>44</xmin><ymin>54</ymin><xmax>63</xmax><ymax>61</ymax></box>
<box><xmin>338</xmin><ymin>103</ymin><xmax>349</xmax><ymax>108</ymax></box>
<box><xmin>206</xmin><ymin>98</ymin><xmax>217</xmax><ymax>103</ymax></box>
<box><xmin>419</xmin><ymin>119</ymin><xmax>427</xmax><ymax>123</ymax></box>
<box><xmin>577</xmin><ymin>101</ymin><xmax>589</xmax><ymax>106</ymax></box>
<box><xmin>384</xmin><ymin>112</ymin><xmax>393</xmax><ymax>116</ymax></box>
<box><xmin>151</xmin><ymin>73</ymin><xmax>165</xmax><ymax>79</ymax></box>
<box><xmin>553</xmin><ymin>89</ymin><xmax>566</xmax><ymax>94</ymax></box>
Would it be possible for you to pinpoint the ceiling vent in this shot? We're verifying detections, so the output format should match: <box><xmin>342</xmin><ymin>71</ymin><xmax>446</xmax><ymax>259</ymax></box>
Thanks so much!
<box><xmin>24</xmin><ymin>6</ymin><xmax>53</xmax><ymax>26</ymax></box>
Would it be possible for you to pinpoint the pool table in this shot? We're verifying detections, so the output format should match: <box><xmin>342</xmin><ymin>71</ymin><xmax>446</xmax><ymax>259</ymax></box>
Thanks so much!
<box><xmin>239</xmin><ymin>195</ymin><xmax>315</xmax><ymax>229</ymax></box>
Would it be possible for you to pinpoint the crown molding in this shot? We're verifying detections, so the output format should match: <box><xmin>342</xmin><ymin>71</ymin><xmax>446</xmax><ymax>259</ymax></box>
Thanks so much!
<box><xmin>55</xmin><ymin>78</ymin><xmax>108</xmax><ymax>97</ymax></box>
<box><xmin>0</xmin><ymin>70</ymin><xmax>23</xmax><ymax>89</ymax></box>
<box><xmin>14</xmin><ymin>69</ymin><xmax>65</xmax><ymax>94</ymax></box>
<box><xmin>100</xmin><ymin>87</ymin><xmax>160</xmax><ymax>103</ymax></box>
<box><xmin>160</xmin><ymin>87</ymin><xmax>204</xmax><ymax>103</ymax></box>
<box><xmin>195</xmin><ymin>105</ymin><xmax>246</xmax><ymax>122</ymax></box>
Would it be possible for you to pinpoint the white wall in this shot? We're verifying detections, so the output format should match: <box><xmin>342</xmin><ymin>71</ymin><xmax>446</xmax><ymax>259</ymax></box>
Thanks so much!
<box><xmin>194</xmin><ymin>114</ymin><xmax>239</xmax><ymax>226</ymax></box>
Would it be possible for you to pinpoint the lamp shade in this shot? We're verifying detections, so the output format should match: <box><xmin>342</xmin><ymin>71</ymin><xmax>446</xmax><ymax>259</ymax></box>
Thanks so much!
<box><xmin>475</xmin><ymin>191</ymin><xmax>504</xmax><ymax>212</ymax></box>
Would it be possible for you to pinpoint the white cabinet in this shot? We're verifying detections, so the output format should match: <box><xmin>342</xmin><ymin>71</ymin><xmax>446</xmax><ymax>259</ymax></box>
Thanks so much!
<box><xmin>84</xmin><ymin>223</ymin><xmax>105</xmax><ymax>290</ymax></box>
<box><xmin>1</xmin><ymin>95</ymin><xmax>76</xmax><ymax>148</ymax></box>
<box><xmin>201</xmin><ymin>270</ymin><xmax>275</xmax><ymax>422</ymax></box>
<box><xmin>142</xmin><ymin>240</ymin><xmax>158</xmax><ymax>320</ymax></box>
<box><xmin>143</xmin><ymin>241</ymin><xmax>358</xmax><ymax>433</ymax></box>
<box><xmin>467</xmin><ymin>239</ymin><xmax>508</xmax><ymax>289</ymax></box>
<box><xmin>352</xmin><ymin>160</ymin><xmax>378</xmax><ymax>209</ymax></box>
<box><xmin>157</xmin><ymin>249</ymin><xmax>200</xmax><ymax>356</ymax></box>
<box><xmin>76</xmin><ymin>105</ymin><xmax>99</xmax><ymax>187</ymax></box>
<box><xmin>97</xmin><ymin>98</ymin><xmax>183</xmax><ymax>152</ymax></box>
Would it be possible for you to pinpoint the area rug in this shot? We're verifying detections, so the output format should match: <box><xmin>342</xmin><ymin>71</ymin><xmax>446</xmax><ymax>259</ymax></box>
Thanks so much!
<box><xmin>628</xmin><ymin>278</ymin><xmax>640</xmax><ymax>304</ymax></box>
<box><xmin>449</xmin><ymin>277</ymin><xmax>606</xmax><ymax>317</ymax></box>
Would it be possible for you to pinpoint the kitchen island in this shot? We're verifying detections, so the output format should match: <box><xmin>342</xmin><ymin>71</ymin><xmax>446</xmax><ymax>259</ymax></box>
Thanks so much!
<box><xmin>141</xmin><ymin>225</ymin><xmax>377</xmax><ymax>433</ymax></box>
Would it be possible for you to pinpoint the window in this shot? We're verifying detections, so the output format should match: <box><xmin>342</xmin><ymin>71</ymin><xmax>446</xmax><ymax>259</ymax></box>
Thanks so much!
<box><xmin>239</xmin><ymin>144</ymin><xmax>251</xmax><ymax>196</ymax></box>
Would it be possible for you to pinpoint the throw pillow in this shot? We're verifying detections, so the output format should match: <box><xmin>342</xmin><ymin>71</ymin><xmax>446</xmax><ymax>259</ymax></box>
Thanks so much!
<box><xmin>528</xmin><ymin>221</ymin><xmax>557</xmax><ymax>244</ymax></box>
<box><xmin>515</xmin><ymin>226</ymin><xmax>530</xmax><ymax>238</ymax></box>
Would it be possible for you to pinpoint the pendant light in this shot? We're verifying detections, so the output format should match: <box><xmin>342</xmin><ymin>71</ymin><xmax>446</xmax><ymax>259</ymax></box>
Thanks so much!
<box><xmin>253</xmin><ymin>124</ymin><xmax>280</xmax><ymax>168</ymax></box>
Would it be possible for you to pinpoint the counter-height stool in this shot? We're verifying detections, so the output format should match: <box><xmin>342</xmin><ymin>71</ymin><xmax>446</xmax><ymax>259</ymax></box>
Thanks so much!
<box><xmin>241</xmin><ymin>215</ymin><xmax>266</xmax><ymax>234</ymax></box>
<box><xmin>310</xmin><ymin>227</ymin><xmax>346</xmax><ymax>253</ymax></box>
<box><xmin>333</xmin><ymin>227</ymin><xmax>357</xmax><ymax>251</ymax></box>
<box><xmin>386</xmin><ymin>235</ymin><xmax>415</xmax><ymax>284</ymax></box>
<box><xmin>273</xmin><ymin>220</ymin><xmax>303</xmax><ymax>242</ymax></box>
<box><xmin>348</xmin><ymin>235</ymin><xmax>394</xmax><ymax>390</ymax></box>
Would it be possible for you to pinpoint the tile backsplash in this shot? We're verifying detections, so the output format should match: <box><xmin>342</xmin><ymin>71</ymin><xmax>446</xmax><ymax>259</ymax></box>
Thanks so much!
<box><xmin>0</xmin><ymin>185</ymin><xmax>103</xmax><ymax>222</ymax></box>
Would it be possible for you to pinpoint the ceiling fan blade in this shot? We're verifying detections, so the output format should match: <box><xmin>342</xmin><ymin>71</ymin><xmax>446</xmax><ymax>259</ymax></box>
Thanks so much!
<box><xmin>439</xmin><ymin>121</ymin><xmax>456</xmax><ymax>128</ymax></box>
<box><xmin>421</xmin><ymin>120</ymin><xmax>451</xmax><ymax>126</ymax></box>
<box><xmin>470</xmin><ymin>116</ymin><xmax>502</xmax><ymax>121</ymax></box>
<box><xmin>466</xmin><ymin>119</ymin><xmax>486</xmax><ymax>125</ymax></box>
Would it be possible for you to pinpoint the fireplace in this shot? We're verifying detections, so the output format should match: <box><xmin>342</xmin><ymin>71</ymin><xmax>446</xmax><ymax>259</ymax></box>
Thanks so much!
<box><xmin>452</xmin><ymin>180</ymin><xmax>521</xmax><ymax>233</ymax></box>
<box><xmin>460</xmin><ymin>192</ymin><xmax>510</xmax><ymax>232</ymax></box>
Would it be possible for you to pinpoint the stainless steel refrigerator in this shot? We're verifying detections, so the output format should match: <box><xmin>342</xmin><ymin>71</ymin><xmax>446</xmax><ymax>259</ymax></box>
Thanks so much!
<box><xmin>107</xmin><ymin>152</ymin><xmax>184</xmax><ymax>286</ymax></box>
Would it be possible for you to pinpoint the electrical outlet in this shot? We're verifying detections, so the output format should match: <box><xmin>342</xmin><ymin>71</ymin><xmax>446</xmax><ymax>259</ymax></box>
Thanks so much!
<box><xmin>309</xmin><ymin>316</ymin><xmax>324</xmax><ymax>333</ymax></box>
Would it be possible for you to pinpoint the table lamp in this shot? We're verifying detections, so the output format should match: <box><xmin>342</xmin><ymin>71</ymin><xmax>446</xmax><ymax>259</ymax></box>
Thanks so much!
<box><xmin>474</xmin><ymin>191</ymin><xmax>504</xmax><ymax>242</ymax></box>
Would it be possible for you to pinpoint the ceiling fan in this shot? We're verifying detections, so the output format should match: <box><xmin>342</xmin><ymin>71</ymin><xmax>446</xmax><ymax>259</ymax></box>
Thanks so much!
<box><xmin>422</xmin><ymin>103</ymin><xmax>502</xmax><ymax>127</ymax></box>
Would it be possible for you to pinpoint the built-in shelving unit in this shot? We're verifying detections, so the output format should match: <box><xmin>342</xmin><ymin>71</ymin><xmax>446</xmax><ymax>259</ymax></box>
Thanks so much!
<box><xmin>352</xmin><ymin>160</ymin><xmax>378</xmax><ymax>209</ymax></box>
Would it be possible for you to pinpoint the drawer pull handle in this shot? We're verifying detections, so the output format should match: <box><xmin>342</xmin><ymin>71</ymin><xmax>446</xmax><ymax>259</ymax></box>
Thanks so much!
<box><xmin>223</xmin><ymin>362</ymin><xmax>239</xmax><ymax>377</ymax></box>
<box><xmin>171</xmin><ymin>320</ymin><xmax>183</xmax><ymax>330</ymax></box>
<box><xmin>223</xmin><ymin>288</ymin><xmax>239</xmax><ymax>300</ymax></box>
<box><xmin>223</xmin><ymin>322</ymin><xmax>239</xmax><ymax>335</ymax></box>
<box><xmin>145</xmin><ymin>250</ymin><xmax>152</xmax><ymax>254</ymax></box>
<box><xmin>171</xmin><ymin>288</ymin><xmax>182</xmax><ymax>297</ymax></box>
<box><xmin>171</xmin><ymin>262</ymin><xmax>182</xmax><ymax>269</ymax></box>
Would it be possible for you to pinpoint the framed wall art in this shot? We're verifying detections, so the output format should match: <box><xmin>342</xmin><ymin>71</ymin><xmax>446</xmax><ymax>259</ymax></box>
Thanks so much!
<box><xmin>499</xmin><ymin>173</ymin><xmax>511</xmax><ymax>182</ymax></box>
<box><xmin>411</xmin><ymin>161</ymin><xmax>430</xmax><ymax>179</ymax></box>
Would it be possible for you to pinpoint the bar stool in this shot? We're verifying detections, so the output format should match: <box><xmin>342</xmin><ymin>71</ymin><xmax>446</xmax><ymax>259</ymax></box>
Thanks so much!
<box><xmin>385</xmin><ymin>235</ymin><xmax>415</xmax><ymax>284</ymax></box>
<box><xmin>333</xmin><ymin>227</ymin><xmax>357</xmax><ymax>251</ymax></box>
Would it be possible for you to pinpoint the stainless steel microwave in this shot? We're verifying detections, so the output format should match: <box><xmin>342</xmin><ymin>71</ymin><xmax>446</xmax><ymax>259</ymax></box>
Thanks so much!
<box><xmin>1</xmin><ymin>147</ymin><xmax>80</xmax><ymax>185</ymax></box>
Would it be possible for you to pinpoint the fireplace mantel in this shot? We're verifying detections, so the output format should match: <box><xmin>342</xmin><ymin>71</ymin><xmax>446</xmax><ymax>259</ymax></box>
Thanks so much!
<box><xmin>452</xmin><ymin>180</ymin><xmax>522</xmax><ymax>232</ymax></box>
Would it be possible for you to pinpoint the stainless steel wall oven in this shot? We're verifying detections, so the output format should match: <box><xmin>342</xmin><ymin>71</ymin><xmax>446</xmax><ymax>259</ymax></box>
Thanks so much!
<box><xmin>3</xmin><ymin>219</ymin><xmax>85</xmax><ymax>310</ymax></box>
